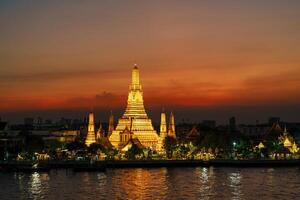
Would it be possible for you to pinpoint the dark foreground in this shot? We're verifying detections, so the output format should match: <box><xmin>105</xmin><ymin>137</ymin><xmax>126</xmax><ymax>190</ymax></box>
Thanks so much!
<box><xmin>0</xmin><ymin>159</ymin><xmax>299</xmax><ymax>173</ymax></box>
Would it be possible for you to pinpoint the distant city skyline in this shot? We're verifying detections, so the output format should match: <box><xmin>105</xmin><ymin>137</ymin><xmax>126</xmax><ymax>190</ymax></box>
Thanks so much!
<box><xmin>2</xmin><ymin>105</ymin><xmax>299</xmax><ymax>125</ymax></box>
<box><xmin>1</xmin><ymin>1</ymin><xmax>300</xmax><ymax>122</ymax></box>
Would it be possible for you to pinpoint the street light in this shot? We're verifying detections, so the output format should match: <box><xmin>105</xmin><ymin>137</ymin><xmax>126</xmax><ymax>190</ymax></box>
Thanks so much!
<box><xmin>232</xmin><ymin>141</ymin><xmax>237</xmax><ymax>159</ymax></box>
<box><xmin>233</xmin><ymin>142</ymin><xmax>237</xmax><ymax>147</ymax></box>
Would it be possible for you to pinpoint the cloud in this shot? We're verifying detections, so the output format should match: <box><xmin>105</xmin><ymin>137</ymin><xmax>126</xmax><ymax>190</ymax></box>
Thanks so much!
<box><xmin>95</xmin><ymin>91</ymin><xmax>118</xmax><ymax>101</ymax></box>
<box><xmin>0</xmin><ymin>68</ymin><xmax>127</xmax><ymax>83</ymax></box>
<box><xmin>0</xmin><ymin>91</ymin><xmax>126</xmax><ymax>111</ymax></box>
<box><xmin>243</xmin><ymin>70</ymin><xmax>300</xmax><ymax>88</ymax></box>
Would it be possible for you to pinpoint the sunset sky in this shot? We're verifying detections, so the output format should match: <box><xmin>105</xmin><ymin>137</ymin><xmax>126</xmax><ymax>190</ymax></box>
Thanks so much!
<box><xmin>1</xmin><ymin>1</ymin><xmax>300</xmax><ymax>124</ymax></box>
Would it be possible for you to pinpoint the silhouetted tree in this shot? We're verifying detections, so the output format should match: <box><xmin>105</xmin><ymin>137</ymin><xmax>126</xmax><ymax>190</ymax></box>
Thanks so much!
<box><xmin>125</xmin><ymin>143</ymin><xmax>143</xmax><ymax>160</ymax></box>
<box><xmin>66</xmin><ymin>140</ymin><xmax>86</xmax><ymax>151</ymax></box>
<box><xmin>23</xmin><ymin>135</ymin><xmax>45</xmax><ymax>153</ymax></box>
<box><xmin>164</xmin><ymin>136</ymin><xmax>177</xmax><ymax>159</ymax></box>
<box><xmin>87</xmin><ymin>143</ymin><xmax>105</xmax><ymax>154</ymax></box>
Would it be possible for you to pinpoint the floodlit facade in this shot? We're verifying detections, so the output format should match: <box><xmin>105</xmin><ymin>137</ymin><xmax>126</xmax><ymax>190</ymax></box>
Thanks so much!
<box><xmin>85</xmin><ymin>112</ymin><xmax>96</xmax><ymax>146</ymax></box>
<box><xmin>157</xmin><ymin>111</ymin><xmax>167</xmax><ymax>151</ymax></box>
<box><xmin>109</xmin><ymin>65</ymin><xmax>159</xmax><ymax>149</ymax></box>
<box><xmin>168</xmin><ymin>112</ymin><xmax>176</xmax><ymax>138</ymax></box>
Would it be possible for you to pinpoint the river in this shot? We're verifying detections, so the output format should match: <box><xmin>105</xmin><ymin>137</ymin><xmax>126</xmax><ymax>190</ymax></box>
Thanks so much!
<box><xmin>0</xmin><ymin>167</ymin><xmax>299</xmax><ymax>199</ymax></box>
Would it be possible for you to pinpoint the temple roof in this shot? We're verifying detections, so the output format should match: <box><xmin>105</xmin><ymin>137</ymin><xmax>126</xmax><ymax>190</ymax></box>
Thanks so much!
<box><xmin>283</xmin><ymin>137</ymin><xmax>292</xmax><ymax>148</ymax></box>
<box><xmin>99</xmin><ymin>137</ymin><xmax>113</xmax><ymax>149</ymax></box>
<box><xmin>120</xmin><ymin>126</ymin><xmax>133</xmax><ymax>135</ymax></box>
<box><xmin>121</xmin><ymin>138</ymin><xmax>145</xmax><ymax>151</ymax></box>
<box><xmin>258</xmin><ymin>142</ymin><xmax>265</xmax><ymax>149</ymax></box>
<box><xmin>186</xmin><ymin>126</ymin><xmax>200</xmax><ymax>140</ymax></box>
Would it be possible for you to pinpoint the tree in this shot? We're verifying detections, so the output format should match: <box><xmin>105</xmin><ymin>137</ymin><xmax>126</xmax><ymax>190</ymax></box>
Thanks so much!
<box><xmin>125</xmin><ymin>143</ymin><xmax>143</xmax><ymax>160</ymax></box>
<box><xmin>164</xmin><ymin>136</ymin><xmax>177</xmax><ymax>159</ymax></box>
<box><xmin>177</xmin><ymin>145</ymin><xmax>190</xmax><ymax>159</ymax></box>
<box><xmin>105</xmin><ymin>148</ymin><xmax>118</xmax><ymax>160</ymax></box>
<box><xmin>87</xmin><ymin>143</ymin><xmax>104</xmax><ymax>154</ymax></box>
<box><xmin>23</xmin><ymin>135</ymin><xmax>45</xmax><ymax>153</ymax></box>
<box><xmin>66</xmin><ymin>140</ymin><xmax>86</xmax><ymax>151</ymax></box>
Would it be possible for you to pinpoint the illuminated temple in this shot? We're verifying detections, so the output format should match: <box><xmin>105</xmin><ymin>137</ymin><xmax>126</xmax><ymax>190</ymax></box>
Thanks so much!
<box><xmin>85</xmin><ymin>112</ymin><xmax>96</xmax><ymax>146</ymax></box>
<box><xmin>109</xmin><ymin>65</ymin><xmax>159</xmax><ymax>149</ymax></box>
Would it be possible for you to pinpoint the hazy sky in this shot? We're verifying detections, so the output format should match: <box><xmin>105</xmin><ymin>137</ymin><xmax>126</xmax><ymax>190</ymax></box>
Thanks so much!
<box><xmin>1</xmin><ymin>1</ymin><xmax>300</xmax><ymax>123</ymax></box>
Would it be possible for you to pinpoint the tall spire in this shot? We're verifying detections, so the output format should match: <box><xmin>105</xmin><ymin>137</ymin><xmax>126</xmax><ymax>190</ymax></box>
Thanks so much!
<box><xmin>85</xmin><ymin>112</ymin><xmax>96</xmax><ymax>146</ymax></box>
<box><xmin>131</xmin><ymin>64</ymin><xmax>140</xmax><ymax>88</ymax></box>
<box><xmin>168</xmin><ymin>112</ymin><xmax>176</xmax><ymax>138</ymax></box>
<box><xmin>160</xmin><ymin>111</ymin><xmax>167</xmax><ymax>135</ymax></box>
<box><xmin>108</xmin><ymin>111</ymin><xmax>114</xmax><ymax>137</ymax></box>
<box><xmin>96</xmin><ymin>121</ymin><xmax>104</xmax><ymax>141</ymax></box>
<box><xmin>123</xmin><ymin>64</ymin><xmax>147</xmax><ymax>118</ymax></box>
<box><xmin>157</xmin><ymin>110</ymin><xmax>168</xmax><ymax>152</ymax></box>
<box><xmin>109</xmin><ymin>65</ymin><xmax>158</xmax><ymax>149</ymax></box>
<box><xmin>284</xmin><ymin>125</ymin><xmax>287</xmax><ymax>133</ymax></box>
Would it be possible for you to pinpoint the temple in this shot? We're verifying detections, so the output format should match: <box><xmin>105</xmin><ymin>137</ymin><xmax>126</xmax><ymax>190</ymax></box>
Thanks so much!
<box><xmin>157</xmin><ymin>111</ymin><xmax>167</xmax><ymax>151</ymax></box>
<box><xmin>168</xmin><ymin>112</ymin><xmax>176</xmax><ymax>138</ymax></box>
<box><xmin>109</xmin><ymin>65</ymin><xmax>159</xmax><ymax>149</ymax></box>
<box><xmin>85</xmin><ymin>112</ymin><xmax>96</xmax><ymax>146</ymax></box>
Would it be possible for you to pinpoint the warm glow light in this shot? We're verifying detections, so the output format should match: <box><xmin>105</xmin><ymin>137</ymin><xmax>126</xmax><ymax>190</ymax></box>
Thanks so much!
<box><xmin>85</xmin><ymin>112</ymin><xmax>96</xmax><ymax>146</ymax></box>
<box><xmin>109</xmin><ymin>65</ymin><xmax>159</xmax><ymax>149</ymax></box>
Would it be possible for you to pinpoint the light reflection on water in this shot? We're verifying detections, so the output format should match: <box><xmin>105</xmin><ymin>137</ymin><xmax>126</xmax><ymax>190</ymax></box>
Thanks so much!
<box><xmin>228</xmin><ymin>171</ymin><xmax>242</xmax><ymax>200</ymax></box>
<box><xmin>0</xmin><ymin>167</ymin><xmax>299</xmax><ymax>200</ymax></box>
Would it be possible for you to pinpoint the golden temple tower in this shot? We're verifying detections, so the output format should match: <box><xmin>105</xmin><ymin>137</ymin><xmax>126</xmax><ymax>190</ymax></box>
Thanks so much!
<box><xmin>168</xmin><ymin>112</ymin><xmax>176</xmax><ymax>138</ymax></box>
<box><xmin>160</xmin><ymin>111</ymin><xmax>167</xmax><ymax>136</ymax></box>
<box><xmin>85</xmin><ymin>112</ymin><xmax>96</xmax><ymax>146</ymax></box>
<box><xmin>157</xmin><ymin>111</ymin><xmax>168</xmax><ymax>151</ymax></box>
<box><xmin>109</xmin><ymin>65</ymin><xmax>158</xmax><ymax>149</ymax></box>
<box><xmin>96</xmin><ymin>122</ymin><xmax>104</xmax><ymax>141</ymax></box>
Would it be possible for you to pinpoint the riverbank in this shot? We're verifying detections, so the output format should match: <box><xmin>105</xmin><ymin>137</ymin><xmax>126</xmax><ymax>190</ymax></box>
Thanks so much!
<box><xmin>0</xmin><ymin>159</ymin><xmax>299</xmax><ymax>172</ymax></box>
<box><xmin>104</xmin><ymin>159</ymin><xmax>300</xmax><ymax>168</ymax></box>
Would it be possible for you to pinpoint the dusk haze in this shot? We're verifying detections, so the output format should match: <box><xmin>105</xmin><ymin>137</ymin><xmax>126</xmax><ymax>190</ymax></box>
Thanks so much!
<box><xmin>1</xmin><ymin>1</ymin><xmax>300</xmax><ymax>123</ymax></box>
<box><xmin>0</xmin><ymin>1</ymin><xmax>300</xmax><ymax>200</ymax></box>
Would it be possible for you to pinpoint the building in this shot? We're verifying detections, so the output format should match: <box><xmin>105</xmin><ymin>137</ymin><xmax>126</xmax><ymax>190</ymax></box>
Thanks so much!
<box><xmin>24</xmin><ymin>118</ymin><xmax>34</xmax><ymax>126</ymax></box>
<box><xmin>96</xmin><ymin>122</ymin><xmax>105</xmax><ymax>142</ymax></box>
<box><xmin>157</xmin><ymin>111</ymin><xmax>167</xmax><ymax>151</ymax></box>
<box><xmin>202</xmin><ymin>120</ymin><xmax>216</xmax><ymax>129</ymax></box>
<box><xmin>156</xmin><ymin>110</ymin><xmax>177</xmax><ymax>151</ymax></box>
<box><xmin>168</xmin><ymin>112</ymin><xmax>176</xmax><ymax>138</ymax></box>
<box><xmin>85</xmin><ymin>112</ymin><xmax>96</xmax><ymax>146</ymax></box>
<box><xmin>109</xmin><ymin>65</ymin><xmax>159</xmax><ymax>149</ymax></box>
<box><xmin>229</xmin><ymin>117</ymin><xmax>236</xmax><ymax>132</ymax></box>
<box><xmin>239</xmin><ymin>124</ymin><xmax>270</xmax><ymax>136</ymax></box>
<box><xmin>186</xmin><ymin>126</ymin><xmax>201</xmax><ymax>142</ymax></box>
<box><xmin>43</xmin><ymin>130</ymin><xmax>79</xmax><ymax>144</ymax></box>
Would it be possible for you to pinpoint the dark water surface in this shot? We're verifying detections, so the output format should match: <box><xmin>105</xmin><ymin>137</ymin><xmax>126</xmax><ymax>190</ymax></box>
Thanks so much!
<box><xmin>0</xmin><ymin>167</ymin><xmax>299</xmax><ymax>200</ymax></box>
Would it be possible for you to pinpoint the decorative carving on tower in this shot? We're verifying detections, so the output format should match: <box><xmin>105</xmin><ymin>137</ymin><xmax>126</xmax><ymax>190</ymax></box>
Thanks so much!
<box><xmin>168</xmin><ymin>112</ymin><xmax>176</xmax><ymax>138</ymax></box>
<box><xmin>85</xmin><ymin>112</ymin><xmax>96</xmax><ymax>146</ymax></box>
<box><xmin>123</xmin><ymin>64</ymin><xmax>148</xmax><ymax>118</ymax></box>
<box><xmin>109</xmin><ymin>65</ymin><xmax>158</xmax><ymax>149</ymax></box>
<box><xmin>157</xmin><ymin>110</ymin><xmax>168</xmax><ymax>151</ymax></box>
<box><xmin>160</xmin><ymin>111</ymin><xmax>167</xmax><ymax>137</ymax></box>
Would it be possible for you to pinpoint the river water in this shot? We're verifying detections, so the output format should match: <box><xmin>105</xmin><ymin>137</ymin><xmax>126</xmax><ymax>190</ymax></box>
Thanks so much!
<box><xmin>0</xmin><ymin>167</ymin><xmax>299</xmax><ymax>200</ymax></box>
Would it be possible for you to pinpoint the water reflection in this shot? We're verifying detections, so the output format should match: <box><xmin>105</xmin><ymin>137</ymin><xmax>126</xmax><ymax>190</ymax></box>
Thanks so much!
<box><xmin>29</xmin><ymin>172</ymin><xmax>49</xmax><ymax>199</ymax></box>
<box><xmin>0</xmin><ymin>167</ymin><xmax>299</xmax><ymax>199</ymax></box>
<box><xmin>197</xmin><ymin>167</ymin><xmax>218</xmax><ymax>199</ymax></box>
<box><xmin>96</xmin><ymin>172</ymin><xmax>106</xmax><ymax>188</ymax></box>
<box><xmin>228</xmin><ymin>171</ymin><xmax>243</xmax><ymax>200</ymax></box>
<box><xmin>108</xmin><ymin>168</ymin><xmax>169</xmax><ymax>199</ymax></box>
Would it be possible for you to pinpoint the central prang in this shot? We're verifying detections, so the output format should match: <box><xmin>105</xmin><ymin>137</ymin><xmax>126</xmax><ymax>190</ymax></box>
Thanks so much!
<box><xmin>109</xmin><ymin>65</ymin><xmax>159</xmax><ymax>149</ymax></box>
